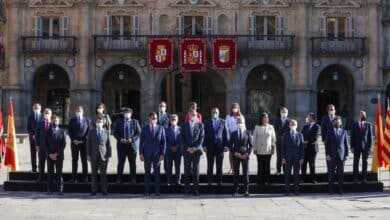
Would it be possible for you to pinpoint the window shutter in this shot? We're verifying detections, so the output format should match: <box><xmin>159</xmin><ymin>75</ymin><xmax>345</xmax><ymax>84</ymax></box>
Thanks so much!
<box><xmin>347</xmin><ymin>16</ymin><xmax>356</xmax><ymax>37</ymax></box>
<box><xmin>33</xmin><ymin>16</ymin><xmax>42</xmax><ymax>36</ymax></box>
<box><xmin>320</xmin><ymin>16</ymin><xmax>327</xmax><ymax>37</ymax></box>
<box><xmin>105</xmin><ymin>14</ymin><xmax>112</xmax><ymax>35</ymax></box>
<box><xmin>60</xmin><ymin>15</ymin><xmax>69</xmax><ymax>36</ymax></box>
<box><xmin>176</xmin><ymin>15</ymin><xmax>184</xmax><ymax>35</ymax></box>
<box><xmin>132</xmin><ymin>15</ymin><xmax>139</xmax><ymax>35</ymax></box>
<box><xmin>204</xmin><ymin>16</ymin><xmax>213</xmax><ymax>35</ymax></box>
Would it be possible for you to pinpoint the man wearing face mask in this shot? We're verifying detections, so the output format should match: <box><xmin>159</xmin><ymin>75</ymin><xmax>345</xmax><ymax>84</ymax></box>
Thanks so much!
<box><xmin>325</xmin><ymin>116</ymin><xmax>349</xmax><ymax>195</ymax></box>
<box><xmin>351</xmin><ymin>111</ymin><xmax>372</xmax><ymax>184</ymax></box>
<box><xmin>27</xmin><ymin>103</ymin><xmax>42</xmax><ymax>173</ymax></box>
<box><xmin>281</xmin><ymin>120</ymin><xmax>305</xmax><ymax>196</ymax></box>
<box><xmin>87</xmin><ymin>116</ymin><xmax>111</xmax><ymax>196</ymax></box>
<box><xmin>203</xmin><ymin>107</ymin><xmax>229</xmax><ymax>189</ymax></box>
<box><xmin>182</xmin><ymin>110</ymin><xmax>205</xmax><ymax>196</ymax></box>
<box><xmin>157</xmin><ymin>101</ymin><xmax>171</xmax><ymax>128</ymax></box>
<box><xmin>275</xmin><ymin>107</ymin><xmax>290</xmax><ymax>175</ymax></box>
<box><xmin>140</xmin><ymin>112</ymin><xmax>166</xmax><ymax>196</ymax></box>
<box><xmin>35</xmin><ymin>108</ymin><xmax>52</xmax><ymax>182</ymax></box>
<box><xmin>321</xmin><ymin>104</ymin><xmax>337</xmax><ymax>143</ymax></box>
<box><xmin>165</xmin><ymin>114</ymin><xmax>183</xmax><ymax>186</ymax></box>
<box><xmin>47</xmin><ymin>115</ymin><xmax>66</xmax><ymax>195</ymax></box>
<box><xmin>68</xmin><ymin>106</ymin><xmax>90</xmax><ymax>183</ymax></box>
<box><xmin>114</xmin><ymin>107</ymin><xmax>141</xmax><ymax>184</ymax></box>
<box><xmin>228</xmin><ymin>116</ymin><xmax>253</xmax><ymax>197</ymax></box>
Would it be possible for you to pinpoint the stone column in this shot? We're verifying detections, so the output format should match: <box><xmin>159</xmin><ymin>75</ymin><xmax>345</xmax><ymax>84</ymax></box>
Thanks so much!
<box><xmin>366</xmin><ymin>1</ymin><xmax>381</xmax><ymax>87</ymax></box>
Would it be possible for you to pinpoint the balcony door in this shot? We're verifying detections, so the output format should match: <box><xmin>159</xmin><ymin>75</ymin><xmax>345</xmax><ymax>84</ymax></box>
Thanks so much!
<box><xmin>248</xmin><ymin>15</ymin><xmax>285</xmax><ymax>49</ymax></box>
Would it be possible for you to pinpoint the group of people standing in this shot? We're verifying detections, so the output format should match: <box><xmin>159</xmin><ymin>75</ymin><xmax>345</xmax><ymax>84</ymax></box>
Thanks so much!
<box><xmin>26</xmin><ymin>101</ymin><xmax>372</xmax><ymax>197</ymax></box>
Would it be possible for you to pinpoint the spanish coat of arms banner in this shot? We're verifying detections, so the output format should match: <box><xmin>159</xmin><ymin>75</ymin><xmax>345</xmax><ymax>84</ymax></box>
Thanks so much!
<box><xmin>148</xmin><ymin>38</ymin><xmax>174</xmax><ymax>70</ymax></box>
<box><xmin>212</xmin><ymin>38</ymin><xmax>237</xmax><ymax>70</ymax></box>
<box><xmin>180</xmin><ymin>38</ymin><xmax>207</xmax><ymax>72</ymax></box>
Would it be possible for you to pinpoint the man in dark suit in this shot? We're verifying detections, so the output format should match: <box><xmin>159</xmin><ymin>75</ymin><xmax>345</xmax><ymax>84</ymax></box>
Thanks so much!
<box><xmin>275</xmin><ymin>107</ymin><xmax>290</xmax><ymax>175</ymax></box>
<box><xmin>203</xmin><ymin>107</ymin><xmax>229</xmax><ymax>188</ymax></box>
<box><xmin>87</xmin><ymin>116</ymin><xmax>112</xmax><ymax>196</ymax></box>
<box><xmin>165</xmin><ymin>114</ymin><xmax>182</xmax><ymax>186</ymax></box>
<box><xmin>321</xmin><ymin>104</ymin><xmax>337</xmax><ymax>143</ymax></box>
<box><xmin>27</xmin><ymin>103</ymin><xmax>42</xmax><ymax>172</ymax></box>
<box><xmin>47</xmin><ymin>115</ymin><xmax>66</xmax><ymax>195</ymax></box>
<box><xmin>113</xmin><ymin>107</ymin><xmax>141</xmax><ymax>184</ymax></box>
<box><xmin>68</xmin><ymin>106</ymin><xmax>90</xmax><ymax>183</ymax></box>
<box><xmin>35</xmin><ymin>108</ymin><xmax>52</xmax><ymax>182</ymax></box>
<box><xmin>140</xmin><ymin>112</ymin><xmax>166</xmax><ymax>196</ymax></box>
<box><xmin>301</xmin><ymin>113</ymin><xmax>321</xmax><ymax>183</ymax></box>
<box><xmin>281</xmin><ymin>120</ymin><xmax>305</xmax><ymax>195</ymax></box>
<box><xmin>351</xmin><ymin>111</ymin><xmax>372</xmax><ymax>184</ymax></box>
<box><xmin>157</xmin><ymin>101</ymin><xmax>171</xmax><ymax>176</ymax></box>
<box><xmin>228</xmin><ymin>116</ymin><xmax>253</xmax><ymax>197</ymax></box>
<box><xmin>182</xmin><ymin>110</ymin><xmax>205</xmax><ymax>196</ymax></box>
<box><xmin>325</xmin><ymin>116</ymin><xmax>349</xmax><ymax>195</ymax></box>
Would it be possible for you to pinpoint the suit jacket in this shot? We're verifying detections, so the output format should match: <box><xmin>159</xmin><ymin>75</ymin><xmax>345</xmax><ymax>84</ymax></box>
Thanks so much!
<box><xmin>301</xmin><ymin>123</ymin><xmax>321</xmax><ymax>152</ymax></box>
<box><xmin>87</xmin><ymin>128</ymin><xmax>111</xmax><ymax>162</ymax></box>
<box><xmin>281</xmin><ymin>132</ymin><xmax>305</xmax><ymax>162</ymax></box>
<box><xmin>275</xmin><ymin>118</ymin><xmax>290</xmax><ymax>146</ymax></box>
<box><xmin>139</xmin><ymin>124</ymin><xmax>166</xmax><ymax>158</ymax></box>
<box><xmin>27</xmin><ymin>113</ymin><xmax>42</xmax><ymax>136</ymax></box>
<box><xmin>203</xmin><ymin>118</ymin><xmax>229</xmax><ymax>154</ymax></box>
<box><xmin>165</xmin><ymin>126</ymin><xmax>182</xmax><ymax>154</ymax></box>
<box><xmin>181</xmin><ymin>122</ymin><xmax>204</xmax><ymax>154</ymax></box>
<box><xmin>228</xmin><ymin>129</ymin><xmax>253</xmax><ymax>155</ymax></box>
<box><xmin>157</xmin><ymin>112</ymin><xmax>171</xmax><ymax>128</ymax></box>
<box><xmin>113</xmin><ymin>118</ymin><xmax>141</xmax><ymax>151</ymax></box>
<box><xmin>47</xmin><ymin>126</ymin><xmax>66</xmax><ymax>160</ymax></box>
<box><xmin>68</xmin><ymin>116</ymin><xmax>90</xmax><ymax>143</ymax></box>
<box><xmin>321</xmin><ymin>115</ymin><xmax>337</xmax><ymax>142</ymax></box>
<box><xmin>350</xmin><ymin>121</ymin><xmax>373</xmax><ymax>152</ymax></box>
<box><xmin>325</xmin><ymin>128</ymin><xmax>349</xmax><ymax>160</ymax></box>
<box><xmin>35</xmin><ymin>120</ymin><xmax>51</xmax><ymax>152</ymax></box>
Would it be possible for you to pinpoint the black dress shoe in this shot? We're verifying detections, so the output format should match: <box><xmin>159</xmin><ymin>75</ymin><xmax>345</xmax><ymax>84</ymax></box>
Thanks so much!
<box><xmin>102</xmin><ymin>192</ymin><xmax>108</xmax><ymax>196</ymax></box>
<box><xmin>130</xmin><ymin>178</ymin><xmax>137</xmax><ymax>185</ymax></box>
<box><xmin>32</xmin><ymin>169</ymin><xmax>37</xmax><ymax>173</ymax></box>
<box><xmin>47</xmin><ymin>191</ymin><xmax>53</xmax><ymax>195</ymax></box>
<box><xmin>294</xmin><ymin>192</ymin><xmax>300</xmax><ymax>196</ymax></box>
<box><xmin>233</xmin><ymin>192</ymin><xmax>239</xmax><ymax>197</ymax></box>
<box><xmin>58</xmin><ymin>192</ymin><xmax>64</xmax><ymax>196</ymax></box>
<box><xmin>116</xmin><ymin>177</ymin><xmax>122</xmax><ymax>183</ymax></box>
<box><xmin>90</xmin><ymin>192</ymin><xmax>96</xmax><ymax>196</ymax></box>
<box><xmin>69</xmin><ymin>178</ymin><xmax>76</xmax><ymax>183</ymax></box>
<box><xmin>144</xmin><ymin>192</ymin><xmax>150</xmax><ymax>196</ymax></box>
<box><xmin>193</xmin><ymin>191</ymin><xmax>200</xmax><ymax>196</ymax></box>
<box><xmin>328</xmin><ymin>191</ymin><xmax>335</xmax><ymax>195</ymax></box>
<box><xmin>155</xmin><ymin>193</ymin><xmax>160</xmax><ymax>197</ymax></box>
<box><xmin>312</xmin><ymin>180</ymin><xmax>318</xmax><ymax>184</ymax></box>
<box><xmin>284</xmin><ymin>191</ymin><xmax>290</xmax><ymax>196</ymax></box>
<box><xmin>36</xmin><ymin>178</ymin><xmax>42</xmax><ymax>182</ymax></box>
<box><xmin>83</xmin><ymin>177</ymin><xmax>89</xmax><ymax>183</ymax></box>
<box><xmin>244</xmin><ymin>191</ymin><xmax>250</xmax><ymax>197</ymax></box>
<box><xmin>338</xmin><ymin>192</ymin><xmax>343</xmax><ymax>195</ymax></box>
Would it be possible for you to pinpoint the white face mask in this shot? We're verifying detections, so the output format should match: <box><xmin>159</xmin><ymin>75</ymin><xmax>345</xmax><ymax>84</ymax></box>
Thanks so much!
<box><xmin>34</xmin><ymin>109</ymin><xmax>41</xmax><ymax>114</ymax></box>
<box><xmin>76</xmin><ymin>112</ymin><xmax>83</xmax><ymax>118</ymax></box>
<box><xmin>159</xmin><ymin>107</ymin><xmax>166</xmax><ymax>112</ymax></box>
<box><xmin>290</xmin><ymin>125</ymin><xmax>297</xmax><ymax>131</ymax></box>
<box><xmin>238</xmin><ymin>123</ymin><xmax>246</xmax><ymax>130</ymax></box>
<box><xmin>281</xmin><ymin>112</ymin><xmax>288</xmax><ymax>118</ymax></box>
<box><xmin>305</xmin><ymin>117</ymin><xmax>310</xmax><ymax>124</ymax></box>
<box><xmin>232</xmin><ymin>108</ymin><xmax>239</xmax><ymax>113</ymax></box>
<box><xmin>96</xmin><ymin>123</ymin><xmax>103</xmax><ymax>129</ymax></box>
<box><xmin>191</xmin><ymin>116</ymin><xmax>197</xmax><ymax>122</ymax></box>
<box><xmin>124</xmin><ymin>113</ymin><xmax>132</xmax><ymax>119</ymax></box>
<box><xmin>329</xmin><ymin>110</ymin><xmax>336</xmax><ymax>116</ymax></box>
<box><xmin>97</xmin><ymin>108</ymin><xmax>104</xmax><ymax>114</ymax></box>
<box><xmin>44</xmin><ymin>114</ymin><xmax>51</xmax><ymax>120</ymax></box>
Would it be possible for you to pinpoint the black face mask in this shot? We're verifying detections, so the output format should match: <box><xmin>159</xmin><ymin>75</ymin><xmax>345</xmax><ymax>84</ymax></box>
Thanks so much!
<box><xmin>334</xmin><ymin>124</ymin><xmax>342</xmax><ymax>128</ymax></box>
<box><xmin>360</xmin><ymin>116</ymin><xmax>366</xmax><ymax>121</ymax></box>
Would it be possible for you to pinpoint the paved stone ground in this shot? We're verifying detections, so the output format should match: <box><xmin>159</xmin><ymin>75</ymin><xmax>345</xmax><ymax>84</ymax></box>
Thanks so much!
<box><xmin>0</xmin><ymin>137</ymin><xmax>389</xmax><ymax>220</ymax></box>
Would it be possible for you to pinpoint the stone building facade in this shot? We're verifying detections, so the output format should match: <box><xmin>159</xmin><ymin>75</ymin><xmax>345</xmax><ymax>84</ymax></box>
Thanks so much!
<box><xmin>0</xmin><ymin>0</ymin><xmax>385</xmax><ymax>130</ymax></box>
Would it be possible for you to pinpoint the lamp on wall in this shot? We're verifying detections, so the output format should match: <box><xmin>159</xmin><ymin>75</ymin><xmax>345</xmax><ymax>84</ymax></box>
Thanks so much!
<box><xmin>261</xmin><ymin>71</ymin><xmax>268</xmax><ymax>81</ymax></box>
<box><xmin>48</xmin><ymin>69</ymin><xmax>55</xmax><ymax>80</ymax></box>
<box><xmin>118</xmin><ymin>70</ymin><xmax>125</xmax><ymax>80</ymax></box>
<box><xmin>332</xmin><ymin>71</ymin><xmax>339</xmax><ymax>81</ymax></box>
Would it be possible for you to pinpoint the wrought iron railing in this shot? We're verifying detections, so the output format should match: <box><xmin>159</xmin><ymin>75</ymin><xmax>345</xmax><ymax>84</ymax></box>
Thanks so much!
<box><xmin>22</xmin><ymin>36</ymin><xmax>77</xmax><ymax>54</ymax></box>
<box><xmin>311</xmin><ymin>37</ymin><xmax>366</xmax><ymax>56</ymax></box>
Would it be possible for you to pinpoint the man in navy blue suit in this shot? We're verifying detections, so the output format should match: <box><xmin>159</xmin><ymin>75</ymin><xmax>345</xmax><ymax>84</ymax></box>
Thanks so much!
<box><xmin>203</xmin><ymin>107</ymin><xmax>229</xmax><ymax>188</ymax></box>
<box><xmin>140</xmin><ymin>112</ymin><xmax>166</xmax><ymax>196</ymax></box>
<box><xmin>301</xmin><ymin>113</ymin><xmax>321</xmax><ymax>183</ymax></box>
<box><xmin>182</xmin><ymin>110</ymin><xmax>204</xmax><ymax>196</ymax></box>
<box><xmin>68</xmin><ymin>106</ymin><xmax>90</xmax><ymax>183</ymax></box>
<box><xmin>275</xmin><ymin>107</ymin><xmax>290</xmax><ymax>175</ymax></box>
<box><xmin>325</xmin><ymin>116</ymin><xmax>349</xmax><ymax>195</ymax></box>
<box><xmin>47</xmin><ymin>115</ymin><xmax>66</xmax><ymax>195</ymax></box>
<box><xmin>281</xmin><ymin>119</ymin><xmax>305</xmax><ymax>195</ymax></box>
<box><xmin>27</xmin><ymin>103</ymin><xmax>42</xmax><ymax>172</ymax></box>
<box><xmin>113</xmin><ymin>107</ymin><xmax>141</xmax><ymax>184</ymax></box>
<box><xmin>35</xmin><ymin>108</ymin><xmax>52</xmax><ymax>182</ymax></box>
<box><xmin>321</xmin><ymin>104</ymin><xmax>338</xmax><ymax>172</ymax></box>
<box><xmin>164</xmin><ymin>114</ymin><xmax>182</xmax><ymax>186</ymax></box>
<box><xmin>351</xmin><ymin>111</ymin><xmax>372</xmax><ymax>184</ymax></box>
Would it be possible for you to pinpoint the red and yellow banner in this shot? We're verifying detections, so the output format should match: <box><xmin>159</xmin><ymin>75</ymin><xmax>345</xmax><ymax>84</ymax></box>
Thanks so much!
<box><xmin>372</xmin><ymin>95</ymin><xmax>386</xmax><ymax>173</ymax></box>
<box><xmin>382</xmin><ymin>100</ymin><xmax>390</xmax><ymax>166</ymax></box>
<box><xmin>212</xmin><ymin>38</ymin><xmax>237</xmax><ymax>70</ymax></box>
<box><xmin>148</xmin><ymin>38</ymin><xmax>174</xmax><ymax>70</ymax></box>
<box><xmin>5</xmin><ymin>98</ymin><xmax>18</xmax><ymax>171</ymax></box>
<box><xmin>0</xmin><ymin>110</ymin><xmax>5</xmax><ymax>169</ymax></box>
<box><xmin>180</xmin><ymin>38</ymin><xmax>206</xmax><ymax>72</ymax></box>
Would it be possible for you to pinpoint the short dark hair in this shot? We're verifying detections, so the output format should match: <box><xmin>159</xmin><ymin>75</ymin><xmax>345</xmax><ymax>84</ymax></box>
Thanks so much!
<box><xmin>96</xmin><ymin>115</ymin><xmax>104</xmax><ymax>122</ymax></box>
<box><xmin>149</xmin><ymin>112</ymin><xmax>157</xmax><ymax>118</ymax></box>
<box><xmin>308</xmin><ymin>112</ymin><xmax>316</xmax><ymax>121</ymax></box>
<box><xmin>95</xmin><ymin>102</ymin><xmax>106</xmax><ymax>114</ymax></box>
<box><xmin>258</xmin><ymin>112</ymin><xmax>269</xmax><ymax>125</ymax></box>
<box><xmin>122</xmin><ymin>107</ymin><xmax>133</xmax><ymax>114</ymax></box>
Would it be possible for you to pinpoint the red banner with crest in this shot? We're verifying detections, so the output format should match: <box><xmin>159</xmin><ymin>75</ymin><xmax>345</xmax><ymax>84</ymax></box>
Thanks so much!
<box><xmin>148</xmin><ymin>38</ymin><xmax>174</xmax><ymax>70</ymax></box>
<box><xmin>212</xmin><ymin>38</ymin><xmax>237</xmax><ymax>70</ymax></box>
<box><xmin>180</xmin><ymin>38</ymin><xmax>206</xmax><ymax>72</ymax></box>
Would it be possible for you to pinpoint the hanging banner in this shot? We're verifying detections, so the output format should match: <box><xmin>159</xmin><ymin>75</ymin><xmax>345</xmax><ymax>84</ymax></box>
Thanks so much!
<box><xmin>180</xmin><ymin>38</ymin><xmax>206</xmax><ymax>72</ymax></box>
<box><xmin>148</xmin><ymin>38</ymin><xmax>174</xmax><ymax>70</ymax></box>
<box><xmin>212</xmin><ymin>38</ymin><xmax>237</xmax><ymax>70</ymax></box>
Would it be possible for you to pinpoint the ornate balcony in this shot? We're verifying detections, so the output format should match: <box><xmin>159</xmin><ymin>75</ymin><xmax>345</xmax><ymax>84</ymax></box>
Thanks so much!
<box><xmin>22</xmin><ymin>36</ymin><xmax>77</xmax><ymax>54</ymax></box>
<box><xmin>311</xmin><ymin>37</ymin><xmax>366</xmax><ymax>57</ymax></box>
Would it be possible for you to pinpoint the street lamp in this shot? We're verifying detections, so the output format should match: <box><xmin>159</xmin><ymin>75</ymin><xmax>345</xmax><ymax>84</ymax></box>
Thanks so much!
<box><xmin>332</xmin><ymin>71</ymin><xmax>339</xmax><ymax>81</ymax></box>
<box><xmin>118</xmin><ymin>70</ymin><xmax>124</xmax><ymax>80</ymax></box>
<box><xmin>48</xmin><ymin>70</ymin><xmax>55</xmax><ymax>80</ymax></box>
<box><xmin>261</xmin><ymin>71</ymin><xmax>268</xmax><ymax>81</ymax></box>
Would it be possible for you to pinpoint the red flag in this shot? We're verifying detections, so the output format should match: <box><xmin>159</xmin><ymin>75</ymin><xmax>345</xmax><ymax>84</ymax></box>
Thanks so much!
<box><xmin>148</xmin><ymin>38</ymin><xmax>174</xmax><ymax>70</ymax></box>
<box><xmin>0</xmin><ymin>110</ymin><xmax>5</xmax><ymax>169</ymax></box>
<box><xmin>372</xmin><ymin>94</ymin><xmax>385</xmax><ymax>173</ymax></box>
<box><xmin>180</xmin><ymin>38</ymin><xmax>206</xmax><ymax>72</ymax></box>
<box><xmin>4</xmin><ymin>98</ymin><xmax>18</xmax><ymax>171</ymax></box>
<box><xmin>212</xmin><ymin>37</ymin><xmax>238</xmax><ymax>70</ymax></box>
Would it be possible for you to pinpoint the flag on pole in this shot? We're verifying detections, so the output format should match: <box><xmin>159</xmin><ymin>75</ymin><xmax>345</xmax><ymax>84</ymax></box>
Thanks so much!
<box><xmin>372</xmin><ymin>94</ymin><xmax>385</xmax><ymax>173</ymax></box>
<box><xmin>4</xmin><ymin>98</ymin><xmax>18</xmax><ymax>171</ymax></box>
<box><xmin>383</xmin><ymin>98</ymin><xmax>390</xmax><ymax>169</ymax></box>
<box><xmin>0</xmin><ymin>110</ymin><xmax>5</xmax><ymax>169</ymax></box>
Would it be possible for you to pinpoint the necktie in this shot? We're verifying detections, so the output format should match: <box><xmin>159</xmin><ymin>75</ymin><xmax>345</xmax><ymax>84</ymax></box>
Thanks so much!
<box><xmin>124</xmin><ymin>120</ymin><xmax>130</xmax><ymax>139</ymax></box>
<box><xmin>151</xmin><ymin>125</ymin><xmax>154</xmax><ymax>138</ymax></box>
<box><xmin>45</xmin><ymin>121</ymin><xmax>49</xmax><ymax>132</ymax></box>
<box><xmin>360</xmin><ymin>122</ymin><xmax>364</xmax><ymax>132</ymax></box>
<box><xmin>97</xmin><ymin>129</ymin><xmax>102</xmax><ymax>140</ymax></box>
